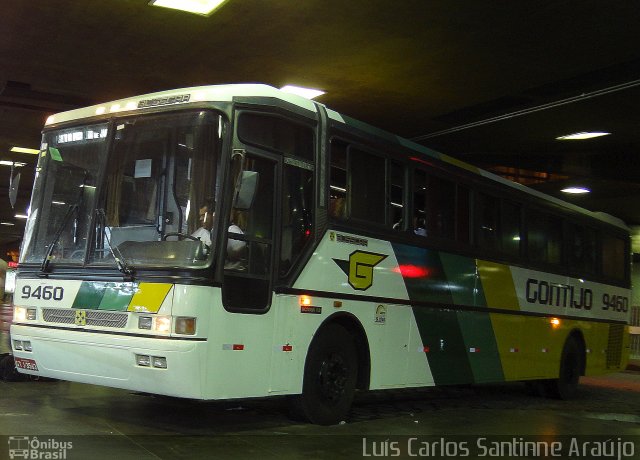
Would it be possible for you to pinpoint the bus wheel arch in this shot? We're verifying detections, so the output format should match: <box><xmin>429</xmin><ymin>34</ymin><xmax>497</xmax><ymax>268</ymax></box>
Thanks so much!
<box><xmin>324</xmin><ymin>313</ymin><xmax>371</xmax><ymax>391</ymax></box>
<box><xmin>290</xmin><ymin>313</ymin><xmax>370</xmax><ymax>425</ymax></box>
<box><xmin>545</xmin><ymin>330</ymin><xmax>585</xmax><ymax>399</ymax></box>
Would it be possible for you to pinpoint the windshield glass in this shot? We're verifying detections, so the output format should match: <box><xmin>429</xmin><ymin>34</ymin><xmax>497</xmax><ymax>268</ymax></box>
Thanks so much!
<box><xmin>21</xmin><ymin>111</ymin><xmax>223</xmax><ymax>269</ymax></box>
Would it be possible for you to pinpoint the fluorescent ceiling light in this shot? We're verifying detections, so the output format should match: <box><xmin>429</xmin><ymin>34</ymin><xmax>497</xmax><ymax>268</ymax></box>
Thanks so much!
<box><xmin>556</xmin><ymin>132</ymin><xmax>610</xmax><ymax>140</ymax></box>
<box><xmin>280</xmin><ymin>85</ymin><xmax>326</xmax><ymax>100</ymax></box>
<box><xmin>149</xmin><ymin>0</ymin><xmax>228</xmax><ymax>16</ymax></box>
<box><xmin>561</xmin><ymin>187</ymin><xmax>591</xmax><ymax>194</ymax></box>
<box><xmin>0</xmin><ymin>161</ymin><xmax>26</xmax><ymax>167</ymax></box>
<box><xmin>0</xmin><ymin>222</ymin><xmax>15</xmax><ymax>226</ymax></box>
<box><xmin>10</xmin><ymin>147</ymin><xmax>40</xmax><ymax>155</ymax></box>
<box><xmin>15</xmin><ymin>214</ymin><xmax>28</xmax><ymax>219</ymax></box>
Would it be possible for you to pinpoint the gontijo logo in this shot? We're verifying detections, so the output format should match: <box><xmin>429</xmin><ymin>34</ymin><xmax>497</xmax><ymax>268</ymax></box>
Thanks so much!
<box><xmin>333</xmin><ymin>250</ymin><xmax>387</xmax><ymax>291</ymax></box>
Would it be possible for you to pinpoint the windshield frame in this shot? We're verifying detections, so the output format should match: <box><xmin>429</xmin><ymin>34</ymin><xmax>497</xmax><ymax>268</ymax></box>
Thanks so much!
<box><xmin>20</xmin><ymin>108</ymin><xmax>230</xmax><ymax>273</ymax></box>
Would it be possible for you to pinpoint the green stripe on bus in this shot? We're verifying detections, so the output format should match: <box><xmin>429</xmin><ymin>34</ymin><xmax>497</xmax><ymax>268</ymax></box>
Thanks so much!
<box><xmin>392</xmin><ymin>243</ymin><xmax>453</xmax><ymax>305</ymax></box>
<box><xmin>72</xmin><ymin>281</ymin><xmax>106</xmax><ymax>309</ymax></box>
<box><xmin>456</xmin><ymin>310</ymin><xmax>504</xmax><ymax>382</ymax></box>
<box><xmin>412</xmin><ymin>306</ymin><xmax>474</xmax><ymax>385</ymax></box>
<box><xmin>72</xmin><ymin>281</ymin><xmax>134</xmax><ymax>311</ymax></box>
<box><xmin>98</xmin><ymin>284</ymin><xmax>135</xmax><ymax>311</ymax></box>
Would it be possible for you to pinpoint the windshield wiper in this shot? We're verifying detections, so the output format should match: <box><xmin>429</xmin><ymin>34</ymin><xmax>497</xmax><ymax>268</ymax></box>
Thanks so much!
<box><xmin>41</xmin><ymin>204</ymin><xmax>79</xmax><ymax>273</ymax></box>
<box><xmin>96</xmin><ymin>209</ymin><xmax>133</xmax><ymax>277</ymax></box>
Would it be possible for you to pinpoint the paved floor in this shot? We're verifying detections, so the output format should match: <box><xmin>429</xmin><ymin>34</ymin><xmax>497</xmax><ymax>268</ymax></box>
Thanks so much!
<box><xmin>0</xmin><ymin>370</ymin><xmax>639</xmax><ymax>459</ymax></box>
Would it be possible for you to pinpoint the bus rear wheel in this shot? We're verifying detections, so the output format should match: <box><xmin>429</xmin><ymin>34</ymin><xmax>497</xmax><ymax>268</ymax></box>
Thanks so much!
<box><xmin>291</xmin><ymin>324</ymin><xmax>358</xmax><ymax>425</ymax></box>
<box><xmin>543</xmin><ymin>336</ymin><xmax>582</xmax><ymax>400</ymax></box>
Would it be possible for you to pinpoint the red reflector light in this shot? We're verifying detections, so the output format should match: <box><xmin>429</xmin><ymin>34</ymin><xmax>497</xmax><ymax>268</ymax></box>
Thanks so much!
<box><xmin>394</xmin><ymin>264</ymin><xmax>431</xmax><ymax>278</ymax></box>
<box><xmin>233</xmin><ymin>344</ymin><xmax>244</xmax><ymax>351</ymax></box>
<box><xmin>282</xmin><ymin>345</ymin><xmax>293</xmax><ymax>352</ymax></box>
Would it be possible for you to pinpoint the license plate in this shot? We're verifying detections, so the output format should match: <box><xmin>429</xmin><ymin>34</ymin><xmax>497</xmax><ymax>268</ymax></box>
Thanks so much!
<box><xmin>14</xmin><ymin>357</ymin><xmax>39</xmax><ymax>372</ymax></box>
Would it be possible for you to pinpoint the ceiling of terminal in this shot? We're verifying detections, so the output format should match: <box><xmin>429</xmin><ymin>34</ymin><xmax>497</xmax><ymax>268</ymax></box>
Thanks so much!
<box><xmin>1</xmin><ymin>1</ymin><xmax>640</xmax><ymax>249</ymax></box>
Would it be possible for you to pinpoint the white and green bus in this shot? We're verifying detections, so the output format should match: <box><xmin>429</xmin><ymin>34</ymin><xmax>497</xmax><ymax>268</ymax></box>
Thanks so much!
<box><xmin>11</xmin><ymin>84</ymin><xmax>631</xmax><ymax>424</ymax></box>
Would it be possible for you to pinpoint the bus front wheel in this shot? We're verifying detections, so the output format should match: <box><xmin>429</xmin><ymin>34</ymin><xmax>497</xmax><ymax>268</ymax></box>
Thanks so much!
<box><xmin>544</xmin><ymin>336</ymin><xmax>582</xmax><ymax>400</ymax></box>
<box><xmin>291</xmin><ymin>323</ymin><xmax>358</xmax><ymax>425</ymax></box>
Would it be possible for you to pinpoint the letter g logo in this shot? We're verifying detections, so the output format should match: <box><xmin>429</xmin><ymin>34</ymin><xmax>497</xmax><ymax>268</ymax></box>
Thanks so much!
<box><xmin>348</xmin><ymin>251</ymin><xmax>387</xmax><ymax>291</ymax></box>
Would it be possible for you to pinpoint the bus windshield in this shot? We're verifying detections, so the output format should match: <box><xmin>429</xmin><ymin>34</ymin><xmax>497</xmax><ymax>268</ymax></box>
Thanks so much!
<box><xmin>21</xmin><ymin>110</ymin><xmax>223</xmax><ymax>270</ymax></box>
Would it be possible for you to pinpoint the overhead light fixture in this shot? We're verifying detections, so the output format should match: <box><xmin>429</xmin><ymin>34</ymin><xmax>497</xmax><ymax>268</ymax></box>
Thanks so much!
<box><xmin>149</xmin><ymin>0</ymin><xmax>229</xmax><ymax>16</ymax></box>
<box><xmin>10</xmin><ymin>147</ymin><xmax>40</xmax><ymax>155</ymax></box>
<box><xmin>0</xmin><ymin>161</ymin><xmax>26</xmax><ymax>167</ymax></box>
<box><xmin>556</xmin><ymin>132</ymin><xmax>610</xmax><ymax>140</ymax></box>
<box><xmin>561</xmin><ymin>187</ymin><xmax>591</xmax><ymax>194</ymax></box>
<box><xmin>280</xmin><ymin>85</ymin><xmax>325</xmax><ymax>100</ymax></box>
<box><xmin>15</xmin><ymin>214</ymin><xmax>28</xmax><ymax>219</ymax></box>
<box><xmin>0</xmin><ymin>222</ymin><xmax>15</xmax><ymax>226</ymax></box>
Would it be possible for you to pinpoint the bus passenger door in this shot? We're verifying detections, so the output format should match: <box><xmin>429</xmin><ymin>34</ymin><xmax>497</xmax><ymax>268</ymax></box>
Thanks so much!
<box><xmin>221</xmin><ymin>153</ymin><xmax>277</xmax><ymax>312</ymax></box>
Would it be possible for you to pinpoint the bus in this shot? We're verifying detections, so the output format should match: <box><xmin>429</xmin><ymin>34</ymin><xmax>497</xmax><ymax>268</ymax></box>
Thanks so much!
<box><xmin>10</xmin><ymin>84</ymin><xmax>631</xmax><ymax>425</ymax></box>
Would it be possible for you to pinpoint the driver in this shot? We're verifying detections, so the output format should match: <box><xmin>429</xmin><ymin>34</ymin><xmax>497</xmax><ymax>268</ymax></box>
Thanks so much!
<box><xmin>192</xmin><ymin>203</ymin><xmax>246</xmax><ymax>261</ymax></box>
<box><xmin>192</xmin><ymin>204</ymin><xmax>214</xmax><ymax>246</ymax></box>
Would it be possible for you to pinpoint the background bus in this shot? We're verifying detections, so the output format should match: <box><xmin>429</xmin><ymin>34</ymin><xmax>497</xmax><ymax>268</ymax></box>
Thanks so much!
<box><xmin>10</xmin><ymin>84</ymin><xmax>631</xmax><ymax>425</ymax></box>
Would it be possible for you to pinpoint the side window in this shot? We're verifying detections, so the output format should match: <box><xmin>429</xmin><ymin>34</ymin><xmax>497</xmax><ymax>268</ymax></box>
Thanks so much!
<box><xmin>501</xmin><ymin>201</ymin><xmax>522</xmax><ymax>257</ymax></box>
<box><xmin>237</xmin><ymin>113</ymin><xmax>314</xmax><ymax>160</ymax></box>
<box><xmin>527</xmin><ymin>209</ymin><xmax>562</xmax><ymax>265</ymax></box>
<box><xmin>601</xmin><ymin>234</ymin><xmax>627</xmax><ymax>281</ymax></box>
<box><xmin>412</xmin><ymin>169</ymin><xmax>427</xmax><ymax>236</ymax></box>
<box><xmin>329</xmin><ymin>139</ymin><xmax>347</xmax><ymax>219</ymax></box>
<box><xmin>388</xmin><ymin>161</ymin><xmax>404</xmax><ymax>230</ymax></box>
<box><xmin>349</xmin><ymin>147</ymin><xmax>385</xmax><ymax>224</ymax></box>
<box><xmin>568</xmin><ymin>224</ymin><xmax>597</xmax><ymax>274</ymax></box>
<box><xmin>427</xmin><ymin>176</ymin><xmax>455</xmax><ymax>239</ymax></box>
<box><xmin>280</xmin><ymin>163</ymin><xmax>314</xmax><ymax>277</ymax></box>
<box><xmin>476</xmin><ymin>192</ymin><xmax>499</xmax><ymax>250</ymax></box>
<box><xmin>457</xmin><ymin>185</ymin><xmax>470</xmax><ymax>244</ymax></box>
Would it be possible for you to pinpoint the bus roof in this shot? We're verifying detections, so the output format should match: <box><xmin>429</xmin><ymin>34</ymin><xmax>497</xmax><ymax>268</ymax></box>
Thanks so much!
<box><xmin>44</xmin><ymin>83</ymin><xmax>628</xmax><ymax>231</ymax></box>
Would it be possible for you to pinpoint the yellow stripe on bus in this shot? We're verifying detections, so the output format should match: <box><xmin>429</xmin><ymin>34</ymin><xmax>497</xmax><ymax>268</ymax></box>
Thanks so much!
<box><xmin>477</xmin><ymin>260</ymin><xmax>519</xmax><ymax>310</ymax></box>
<box><xmin>127</xmin><ymin>283</ymin><xmax>172</xmax><ymax>313</ymax></box>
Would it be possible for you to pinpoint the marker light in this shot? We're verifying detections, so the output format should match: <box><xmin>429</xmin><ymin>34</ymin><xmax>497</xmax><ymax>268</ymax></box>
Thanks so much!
<box><xmin>299</xmin><ymin>295</ymin><xmax>312</xmax><ymax>306</ymax></box>
<box><xmin>550</xmin><ymin>318</ymin><xmax>561</xmax><ymax>329</ymax></box>
<box><xmin>175</xmin><ymin>317</ymin><xmax>196</xmax><ymax>335</ymax></box>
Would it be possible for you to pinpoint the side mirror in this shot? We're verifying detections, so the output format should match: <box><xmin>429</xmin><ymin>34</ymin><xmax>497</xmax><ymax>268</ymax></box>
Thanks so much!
<box><xmin>233</xmin><ymin>171</ymin><xmax>259</xmax><ymax>210</ymax></box>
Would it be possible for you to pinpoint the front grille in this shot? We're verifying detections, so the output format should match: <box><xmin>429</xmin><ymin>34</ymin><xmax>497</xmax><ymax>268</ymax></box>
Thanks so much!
<box><xmin>606</xmin><ymin>324</ymin><xmax>625</xmax><ymax>369</ymax></box>
<box><xmin>42</xmin><ymin>308</ymin><xmax>128</xmax><ymax>329</ymax></box>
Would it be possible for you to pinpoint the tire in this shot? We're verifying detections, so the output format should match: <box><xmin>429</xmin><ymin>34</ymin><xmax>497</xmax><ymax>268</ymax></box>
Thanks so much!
<box><xmin>544</xmin><ymin>337</ymin><xmax>582</xmax><ymax>400</ymax></box>
<box><xmin>290</xmin><ymin>324</ymin><xmax>358</xmax><ymax>425</ymax></box>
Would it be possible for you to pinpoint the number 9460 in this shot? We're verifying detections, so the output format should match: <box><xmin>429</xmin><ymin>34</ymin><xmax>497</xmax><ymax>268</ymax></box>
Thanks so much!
<box><xmin>21</xmin><ymin>285</ymin><xmax>64</xmax><ymax>301</ymax></box>
<box><xmin>602</xmin><ymin>293</ymin><xmax>628</xmax><ymax>312</ymax></box>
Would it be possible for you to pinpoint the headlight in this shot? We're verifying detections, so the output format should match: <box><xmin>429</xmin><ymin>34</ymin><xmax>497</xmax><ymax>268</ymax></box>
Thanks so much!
<box><xmin>155</xmin><ymin>316</ymin><xmax>171</xmax><ymax>334</ymax></box>
<box><xmin>14</xmin><ymin>307</ymin><xmax>37</xmax><ymax>321</ymax></box>
<box><xmin>14</xmin><ymin>307</ymin><xmax>27</xmax><ymax>322</ymax></box>
<box><xmin>138</xmin><ymin>316</ymin><xmax>152</xmax><ymax>330</ymax></box>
